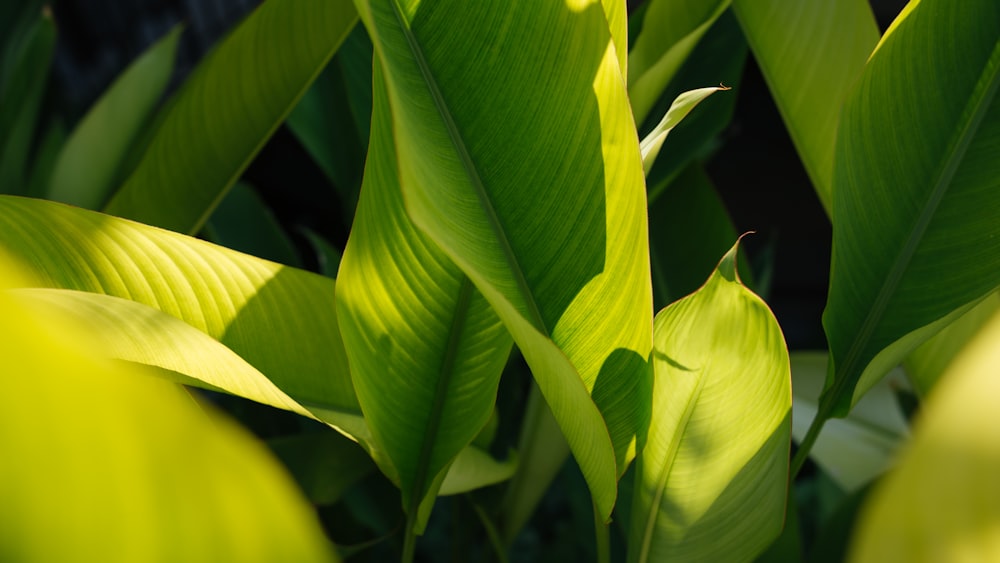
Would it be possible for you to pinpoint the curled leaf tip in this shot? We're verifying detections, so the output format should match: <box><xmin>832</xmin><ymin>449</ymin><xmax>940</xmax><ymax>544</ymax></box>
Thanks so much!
<box><xmin>718</xmin><ymin>232</ymin><xmax>754</xmax><ymax>284</ymax></box>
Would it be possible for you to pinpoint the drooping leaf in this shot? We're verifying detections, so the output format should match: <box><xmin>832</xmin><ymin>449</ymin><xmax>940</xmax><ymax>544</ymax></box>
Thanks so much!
<box><xmin>903</xmin><ymin>290</ymin><xmax>1000</xmax><ymax>397</ymax></box>
<box><xmin>0</xmin><ymin>196</ymin><xmax>515</xmax><ymax>498</ymax></box>
<box><xmin>790</xmin><ymin>352</ymin><xmax>909</xmax><ymax>493</ymax></box>
<box><xmin>355</xmin><ymin>0</ymin><xmax>653</xmax><ymax>521</ymax></box>
<box><xmin>205</xmin><ymin>182</ymin><xmax>302</xmax><ymax>267</ymax></box>
<box><xmin>731</xmin><ymin>0</ymin><xmax>878</xmax><ymax>215</ymax></box>
<box><xmin>0</xmin><ymin>256</ymin><xmax>338</xmax><ymax>563</ymax></box>
<box><xmin>848</xmin><ymin>308</ymin><xmax>1000</xmax><ymax>562</ymax></box>
<box><xmin>0</xmin><ymin>9</ymin><xmax>53</xmax><ymax>193</ymax></box>
<box><xmin>104</xmin><ymin>0</ymin><xmax>358</xmax><ymax>234</ymax></box>
<box><xmin>819</xmin><ymin>0</ymin><xmax>1000</xmax><ymax>422</ymax></box>
<box><xmin>46</xmin><ymin>26</ymin><xmax>180</xmax><ymax>209</ymax></box>
<box><xmin>629</xmin><ymin>242</ymin><xmax>790</xmax><ymax>563</ymax></box>
<box><xmin>336</xmin><ymin>63</ymin><xmax>513</xmax><ymax>524</ymax></box>
<box><xmin>640</xmin><ymin>86</ymin><xmax>728</xmax><ymax>176</ymax></box>
<box><xmin>627</xmin><ymin>0</ymin><xmax>730</xmax><ymax>125</ymax></box>
<box><xmin>641</xmin><ymin>10</ymin><xmax>748</xmax><ymax>195</ymax></box>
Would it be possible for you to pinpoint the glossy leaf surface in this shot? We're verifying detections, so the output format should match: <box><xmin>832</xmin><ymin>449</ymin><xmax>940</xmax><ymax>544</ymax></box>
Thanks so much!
<box><xmin>849</xmin><ymin>309</ymin><xmax>1000</xmax><ymax>562</ymax></box>
<box><xmin>356</xmin><ymin>0</ymin><xmax>653</xmax><ymax>520</ymax></box>
<box><xmin>629</xmin><ymin>243</ymin><xmax>790</xmax><ymax>563</ymax></box>
<box><xmin>732</xmin><ymin>0</ymin><xmax>878</xmax><ymax>215</ymax></box>
<box><xmin>104</xmin><ymin>0</ymin><xmax>358</xmax><ymax>234</ymax></box>
<box><xmin>336</xmin><ymin>63</ymin><xmax>512</xmax><ymax>518</ymax></box>
<box><xmin>821</xmin><ymin>0</ymin><xmax>1000</xmax><ymax>418</ymax></box>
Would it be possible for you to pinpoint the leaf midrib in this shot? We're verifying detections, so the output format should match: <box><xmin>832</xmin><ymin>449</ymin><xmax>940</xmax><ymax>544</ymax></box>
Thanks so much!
<box><xmin>388</xmin><ymin>0</ymin><xmax>549</xmax><ymax>335</ymax></box>
<box><xmin>827</xmin><ymin>38</ymin><xmax>1000</xmax><ymax>414</ymax></box>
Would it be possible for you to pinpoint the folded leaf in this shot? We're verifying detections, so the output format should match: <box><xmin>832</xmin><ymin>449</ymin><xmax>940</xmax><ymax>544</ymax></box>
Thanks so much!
<box><xmin>731</xmin><ymin>0</ymin><xmax>878</xmax><ymax>215</ymax></box>
<box><xmin>355</xmin><ymin>0</ymin><xmax>653</xmax><ymax>521</ymax></box>
<box><xmin>104</xmin><ymin>0</ymin><xmax>358</xmax><ymax>234</ymax></box>
<box><xmin>848</xmin><ymin>308</ymin><xmax>1000</xmax><ymax>562</ymax></box>
<box><xmin>629</xmin><ymin>241</ymin><xmax>790</xmax><ymax>563</ymax></box>
<box><xmin>47</xmin><ymin>26</ymin><xmax>180</xmax><ymax>209</ymax></box>
<box><xmin>627</xmin><ymin>0</ymin><xmax>729</xmax><ymax>125</ymax></box>
<box><xmin>820</xmin><ymin>0</ymin><xmax>1000</xmax><ymax>421</ymax></box>
<box><xmin>0</xmin><ymin>256</ymin><xmax>337</xmax><ymax>563</ymax></box>
<box><xmin>336</xmin><ymin>62</ymin><xmax>512</xmax><ymax>523</ymax></box>
<box><xmin>640</xmin><ymin>86</ymin><xmax>727</xmax><ymax>175</ymax></box>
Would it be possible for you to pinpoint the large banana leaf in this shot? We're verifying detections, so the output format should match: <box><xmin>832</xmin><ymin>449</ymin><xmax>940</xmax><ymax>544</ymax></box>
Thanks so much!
<box><xmin>627</xmin><ymin>0</ymin><xmax>729</xmax><ymax>125</ymax></box>
<box><xmin>629</xmin><ymin>242</ymin><xmax>790</xmax><ymax>563</ymax></box>
<box><xmin>848</xmin><ymin>309</ymin><xmax>1000</xmax><ymax>562</ymax></box>
<box><xmin>0</xmin><ymin>196</ymin><xmax>515</xmax><ymax>495</ymax></box>
<box><xmin>47</xmin><ymin>27</ymin><xmax>180</xmax><ymax>209</ymax></box>
<box><xmin>0</xmin><ymin>257</ymin><xmax>337</xmax><ymax>563</ymax></box>
<box><xmin>104</xmin><ymin>0</ymin><xmax>358</xmax><ymax>234</ymax></box>
<box><xmin>731</xmin><ymin>0</ymin><xmax>878</xmax><ymax>216</ymax></box>
<box><xmin>818</xmin><ymin>0</ymin><xmax>1000</xmax><ymax>425</ymax></box>
<box><xmin>336</xmin><ymin>63</ymin><xmax>512</xmax><ymax>524</ymax></box>
<box><xmin>355</xmin><ymin>0</ymin><xmax>653</xmax><ymax>520</ymax></box>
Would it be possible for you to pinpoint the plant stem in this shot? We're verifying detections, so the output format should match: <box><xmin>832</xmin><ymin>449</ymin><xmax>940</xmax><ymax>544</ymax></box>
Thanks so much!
<box><xmin>790</xmin><ymin>409</ymin><xmax>829</xmax><ymax>478</ymax></box>
<box><xmin>469</xmin><ymin>498</ymin><xmax>508</xmax><ymax>563</ymax></box>
<box><xmin>593</xmin><ymin>502</ymin><xmax>610</xmax><ymax>563</ymax></box>
<box><xmin>402</xmin><ymin>510</ymin><xmax>417</xmax><ymax>563</ymax></box>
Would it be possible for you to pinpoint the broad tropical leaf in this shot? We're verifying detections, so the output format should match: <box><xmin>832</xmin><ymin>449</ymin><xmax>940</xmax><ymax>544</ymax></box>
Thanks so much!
<box><xmin>819</xmin><ymin>0</ymin><xmax>1000</xmax><ymax>423</ymax></box>
<box><xmin>336</xmin><ymin>63</ymin><xmax>512</xmax><ymax>523</ymax></box>
<box><xmin>354</xmin><ymin>0</ymin><xmax>653</xmax><ymax>521</ymax></box>
<box><xmin>205</xmin><ymin>182</ymin><xmax>302</xmax><ymax>267</ymax></box>
<box><xmin>790</xmin><ymin>352</ymin><xmax>909</xmax><ymax>492</ymax></box>
<box><xmin>627</xmin><ymin>0</ymin><xmax>729</xmax><ymax>125</ymax></box>
<box><xmin>731</xmin><ymin>0</ymin><xmax>878</xmax><ymax>215</ymax></box>
<box><xmin>47</xmin><ymin>27</ymin><xmax>180</xmax><ymax>209</ymax></box>
<box><xmin>848</xmin><ymin>309</ymin><xmax>1000</xmax><ymax>562</ymax></box>
<box><xmin>629</xmin><ymin>242</ymin><xmax>790</xmax><ymax>563</ymax></box>
<box><xmin>0</xmin><ymin>256</ymin><xmax>338</xmax><ymax>563</ymax></box>
<box><xmin>104</xmin><ymin>0</ymin><xmax>358</xmax><ymax>234</ymax></box>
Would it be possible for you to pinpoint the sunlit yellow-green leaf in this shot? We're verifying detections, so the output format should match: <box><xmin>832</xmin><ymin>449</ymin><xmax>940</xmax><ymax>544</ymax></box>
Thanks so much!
<box><xmin>47</xmin><ymin>26</ymin><xmax>180</xmax><ymax>209</ymax></box>
<box><xmin>336</xmin><ymin>62</ymin><xmax>512</xmax><ymax>527</ymax></box>
<box><xmin>355</xmin><ymin>0</ymin><xmax>652</xmax><ymax>521</ymax></box>
<box><xmin>731</xmin><ymin>0</ymin><xmax>878</xmax><ymax>215</ymax></box>
<box><xmin>849</xmin><ymin>309</ymin><xmax>1000</xmax><ymax>562</ymax></box>
<box><xmin>104</xmin><ymin>0</ymin><xmax>358</xmax><ymax>234</ymax></box>
<box><xmin>817</xmin><ymin>0</ymin><xmax>1000</xmax><ymax>426</ymax></box>
<box><xmin>640</xmin><ymin>86</ymin><xmax>727</xmax><ymax>176</ymax></box>
<box><xmin>629</xmin><ymin>241</ymin><xmax>790</xmax><ymax>563</ymax></box>
<box><xmin>0</xmin><ymin>256</ymin><xmax>337</xmax><ymax>563</ymax></box>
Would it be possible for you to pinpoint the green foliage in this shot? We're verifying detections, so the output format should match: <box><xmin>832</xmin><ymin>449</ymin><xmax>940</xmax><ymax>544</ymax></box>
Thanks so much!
<box><xmin>0</xmin><ymin>0</ymin><xmax>997</xmax><ymax>561</ymax></box>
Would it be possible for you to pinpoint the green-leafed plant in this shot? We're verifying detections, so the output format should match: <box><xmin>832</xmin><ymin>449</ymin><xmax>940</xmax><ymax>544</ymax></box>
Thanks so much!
<box><xmin>0</xmin><ymin>0</ymin><xmax>997</xmax><ymax>561</ymax></box>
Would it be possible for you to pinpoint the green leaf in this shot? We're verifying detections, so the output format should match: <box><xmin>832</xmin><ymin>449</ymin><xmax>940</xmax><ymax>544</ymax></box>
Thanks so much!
<box><xmin>104</xmin><ymin>0</ymin><xmax>358</xmax><ymax>234</ymax></box>
<box><xmin>731</xmin><ymin>0</ymin><xmax>878</xmax><ymax>216</ymax></box>
<box><xmin>820</xmin><ymin>0</ymin><xmax>1000</xmax><ymax>420</ymax></box>
<box><xmin>903</xmin><ymin>290</ymin><xmax>1000</xmax><ymax>397</ymax></box>
<box><xmin>848</xmin><ymin>308</ymin><xmax>1000</xmax><ymax>562</ymax></box>
<box><xmin>47</xmin><ymin>26</ymin><xmax>181</xmax><ymax>209</ymax></box>
<box><xmin>790</xmin><ymin>352</ymin><xmax>909</xmax><ymax>493</ymax></box>
<box><xmin>627</xmin><ymin>0</ymin><xmax>729</xmax><ymax>125</ymax></box>
<box><xmin>629</xmin><ymin>241</ymin><xmax>791</xmax><ymax>563</ymax></box>
<box><xmin>336</xmin><ymin>63</ymin><xmax>513</xmax><ymax>524</ymax></box>
<box><xmin>641</xmin><ymin>10</ymin><xmax>748</xmax><ymax>194</ymax></box>
<box><xmin>640</xmin><ymin>86</ymin><xmax>728</xmax><ymax>176</ymax></box>
<box><xmin>356</xmin><ymin>0</ymin><xmax>653</xmax><ymax>521</ymax></box>
<box><xmin>0</xmin><ymin>257</ymin><xmax>338</xmax><ymax>563</ymax></box>
<box><xmin>0</xmin><ymin>9</ymin><xmax>53</xmax><ymax>193</ymax></box>
<box><xmin>602</xmin><ymin>0</ymin><xmax>627</xmax><ymax>76</ymax></box>
<box><xmin>205</xmin><ymin>182</ymin><xmax>302</xmax><ymax>267</ymax></box>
